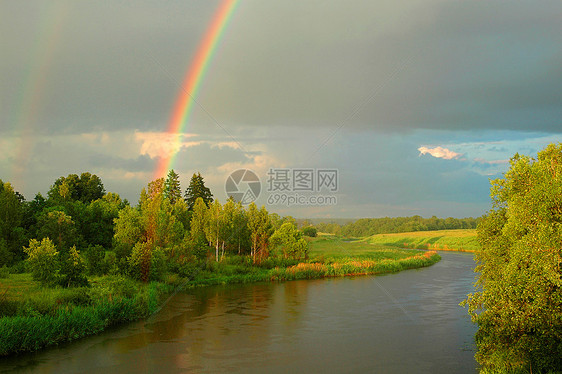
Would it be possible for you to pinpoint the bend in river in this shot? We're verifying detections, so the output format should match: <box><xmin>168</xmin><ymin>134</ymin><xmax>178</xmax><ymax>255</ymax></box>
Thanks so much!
<box><xmin>2</xmin><ymin>251</ymin><xmax>478</xmax><ymax>373</ymax></box>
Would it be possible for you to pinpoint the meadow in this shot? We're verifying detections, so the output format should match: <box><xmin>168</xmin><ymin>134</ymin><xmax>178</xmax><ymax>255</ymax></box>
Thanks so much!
<box><xmin>363</xmin><ymin>229</ymin><xmax>480</xmax><ymax>252</ymax></box>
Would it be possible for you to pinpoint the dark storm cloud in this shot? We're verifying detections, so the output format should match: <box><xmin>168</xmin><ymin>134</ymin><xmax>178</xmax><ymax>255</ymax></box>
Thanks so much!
<box><xmin>88</xmin><ymin>153</ymin><xmax>154</xmax><ymax>173</ymax></box>
<box><xmin>2</xmin><ymin>1</ymin><xmax>560</xmax><ymax>136</ymax></box>
<box><xmin>2</xmin><ymin>1</ymin><xmax>561</xmax><ymax>218</ymax></box>
<box><xmin>199</xmin><ymin>0</ymin><xmax>562</xmax><ymax>133</ymax></box>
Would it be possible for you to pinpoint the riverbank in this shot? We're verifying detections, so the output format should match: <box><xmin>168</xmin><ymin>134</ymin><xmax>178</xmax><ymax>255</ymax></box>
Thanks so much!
<box><xmin>0</xmin><ymin>251</ymin><xmax>473</xmax><ymax>374</ymax></box>
<box><xmin>0</xmin><ymin>242</ymin><xmax>440</xmax><ymax>357</ymax></box>
<box><xmin>173</xmin><ymin>249</ymin><xmax>441</xmax><ymax>287</ymax></box>
<box><xmin>0</xmin><ymin>274</ymin><xmax>171</xmax><ymax>356</ymax></box>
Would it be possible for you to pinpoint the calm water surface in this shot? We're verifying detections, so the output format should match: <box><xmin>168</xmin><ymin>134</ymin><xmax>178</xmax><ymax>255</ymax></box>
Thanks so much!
<box><xmin>1</xmin><ymin>251</ymin><xmax>478</xmax><ymax>373</ymax></box>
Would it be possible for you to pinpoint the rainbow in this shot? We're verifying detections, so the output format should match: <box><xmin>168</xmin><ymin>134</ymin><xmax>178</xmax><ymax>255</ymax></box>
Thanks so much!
<box><xmin>154</xmin><ymin>0</ymin><xmax>239</xmax><ymax>180</ymax></box>
<box><xmin>10</xmin><ymin>3</ymin><xmax>70</xmax><ymax>189</ymax></box>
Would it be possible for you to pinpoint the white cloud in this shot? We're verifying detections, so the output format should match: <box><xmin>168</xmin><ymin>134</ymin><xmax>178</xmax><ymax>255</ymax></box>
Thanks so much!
<box><xmin>135</xmin><ymin>131</ymin><xmax>199</xmax><ymax>159</ymax></box>
<box><xmin>212</xmin><ymin>141</ymin><xmax>242</xmax><ymax>150</ymax></box>
<box><xmin>418</xmin><ymin>146</ymin><xmax>462</xmax><ymax>160</ymax></box>
<box><xmin>135</xmin><ymin>132</ymin><xmax>247</xmax><ymax>160</ymax></box>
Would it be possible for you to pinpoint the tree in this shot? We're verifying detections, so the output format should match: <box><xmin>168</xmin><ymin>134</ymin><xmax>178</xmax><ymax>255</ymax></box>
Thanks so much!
<box><xmin>47</xmin><ymin>173</ymin><xmax>105</xmax><ymax>204</ymax></box>
<box><xmin>83</xmin><ymin>193</ymin><xmax>125</xmax><ymax>248</ymax></box>
<box><xmin>83</xmin><ymin>244</ymin><xmax>106</xmax><ymax>276</ymax></box>
<box><xmin>24</xmin><ymin>238</ymin><xmax>59</xmax><ymax>285</ymax></box>
<box><xmin>139</xmin><ymin>178</ymin><xmax>184</xmax><ymax>249</ymax></box>
<box><xmin>184</xmin><ymin>172</ymin><xmax>213</xmax><ymax>210</ymax></box>
<box><xmin>128</xmin><ymin>241</ymin><xmax>166</xmax><ymax>282</ymax></box>
<box><xmin>59</xmin><ymin>245</ymin><xmax>88</xmax><ymax>287</ymax></box>
<box><xmin>463</xmin><ymin>144</ymin><xmax>562</xmax><ymax>372</ymax></box>
<box><xmin>114</xmin><ymin>206</ymin><xmax>143</xmax><ymax>255</ymax></box>
<box><xmin>270</xmin><ymin>222</ymin><xmax>308</xmax><ymax>260</ymax></box>
<box><xmin>247</xmin><ymin>203</ymin><xmax>260</xmax><ymax>260</ymax></box>
<box><xmin>232</xmin><ymin>201</ymin><xmax>250</xmax><ymax>255</ymax></box>
<box><xmin>256</xmin><ymin>206</ymin><xmax>273</xmax><ymax>262</ymax></box>
<box><xmin>190</xmin><ymin>198</ymin><xmax>208</xmax><ymax>241</ymax></box>
<box><xmin>164</xmin><ymin>169</ymin><xmax>182</xmax><ymax>204</ymax></box>
<box><xmin>220</xmin><ymin>198</ymin><xmax>237</xmax><ymax>259</ymax></box>
<box><xmin>269</xmin><ymin>213</ymin><xmax>283</xmax><ymax>231</ymax></box>
<box><xmin>37</xmin><ymin>210</ymin><xmax>81</xmax><ymax>250</ymax></box>
<box><xmin>0</xmin><ymin>180</ymin><xmax>27</xmax><ymax>263</ymax></box>
<box><xmin>247</xmin><ymin>203</ymin><xmax>272</xmax><ymax>263</ymax></box>
<box><xmin>21</xmin><ymin>192</ymin><xmax>47</xmax><ymax>240</ymax></box>
<box><xmin>207</xmin><ymin>200</ymin><xmax>224</xmax><ymax>261</ymax></box>
<box><xmin>114</xmin><ymin>179</ymin><xmax>185</xmax><ymax>280</ymax></box>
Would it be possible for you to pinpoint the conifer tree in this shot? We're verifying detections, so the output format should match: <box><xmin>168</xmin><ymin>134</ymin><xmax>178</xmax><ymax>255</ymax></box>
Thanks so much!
<box><xmin>164</xmin><ymin>169</ymin><xmax>182</xmax><ymax>204</ymax></box>
<box><xmin>184</xmin><ymin>172</ymin><xmax>213</xmax><ymax>210</ymax></box>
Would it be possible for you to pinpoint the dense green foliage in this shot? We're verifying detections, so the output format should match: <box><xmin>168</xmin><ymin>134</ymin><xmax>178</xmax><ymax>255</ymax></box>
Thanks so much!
<box><xmin>0</xmin><ymin>180</ymin><xmax>27</xmax><ymax>264</ymax></box>
<box><xmin>269</xmin><ymin>222</ymin><xmax>308</xmax><ymax>259</ymax></box>
<box><xmin>464</xmin><ymin>144</ymin><xmax>562</xmax><ymax>373</ymax></box>
<box><xmin>47</xmin><ymin>172</ymin><xmax>105</xmax><ymax>204</ymax></box>
<box><xmin>315</xmin><ymin>215</ymin><xmax>479</xmax><ymax>237</ymax></box>
<box><xmin>301</xmin><ymin>226</ymin><xmax>318</xmax><ymax>237</ymax></box>
<box><xmin>23</xmin><ymin>238</ymin><xmax>59</xmax><ymax>285</ymax></box>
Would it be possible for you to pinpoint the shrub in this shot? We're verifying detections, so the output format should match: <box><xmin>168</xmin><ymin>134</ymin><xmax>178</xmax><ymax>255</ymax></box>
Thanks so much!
<box><xmin>302</xmin><ymin>226</ymin><xmax>318</xmax><ymax>237</ymax></box>
<box><xmin>102</xmin><ymin>251</ymin><xmax>118</xmax><ymax>275</ymax></box>
<box><xmin>169</xmin><ymin>254</ymin><xmax>199</xmax><ymax>278</ymax></box>
<box><xmin>0</xmin><ymin>239</ymin><xmax>12</xmax><ymax>267</ymax></box>
<box><xmin>8</xmin><ymin>261</ymin><xmax>26</xmax><ymax>274</ymax></box>
<box><xmin>0</xmin><ymin>266</ymin><xmax>9</xmax><ymax>279</ymax></box>
<box><xmin>128</xmin><ymin>243</ymin><xmax>167</xmax><ymax>282</ymax></box>
<box><xmin>24</xmin><ymin>238</ymin><xmax>59</xmax><ymax>286</ymax></box>
<box><xmin>58</xmin><ymin>246</ymin><xmax>88</xmax><ymax>288</ymax></box>
<box><xmin>84</xmin><ymin>245</ymin><xmax>106</xmax><ymax>275</ymax></box>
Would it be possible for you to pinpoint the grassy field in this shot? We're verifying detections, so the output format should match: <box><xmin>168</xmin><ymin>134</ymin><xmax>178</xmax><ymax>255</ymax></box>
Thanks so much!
<box><xmin>266</xmin><ymin>235</ymin><xmax>440</xmax><ymax>281</ymax></box>
<box><xmin>308</xmin><ymin>235</ymin><xmax>428</xmax><ymax>261</ymax></box>
<box><xmin>363</xmin><ymin>229</ymin><xmax>479</xmax><ymax>252</ymax></box>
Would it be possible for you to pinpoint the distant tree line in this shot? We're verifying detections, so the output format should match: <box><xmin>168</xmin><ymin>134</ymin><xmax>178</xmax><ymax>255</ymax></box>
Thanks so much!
<box><xmin>314</xmin><ymin>216</ymin><xmax>479</xmax><ymax>237</ymax></box>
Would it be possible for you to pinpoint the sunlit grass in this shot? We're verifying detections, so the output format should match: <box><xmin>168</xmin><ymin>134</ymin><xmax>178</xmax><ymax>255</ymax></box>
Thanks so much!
<box><xmin>308</xmin><ymin>234</ymin><xmax>426</xmax><ymax>262</ymax></box>
<box><xmin>270</xmin><ymin>250</ymin><xmax>440</xmax><ymax>281</ymax></box>
<box><xmin>364</xmin><ymin>229</ymin><xmax>479</xmax><ymax>252</ymax></box>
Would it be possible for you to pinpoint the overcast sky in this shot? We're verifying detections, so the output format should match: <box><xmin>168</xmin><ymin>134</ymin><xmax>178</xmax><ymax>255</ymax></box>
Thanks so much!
<box><xmin>1</xmin><ymin>0</ymin><xmax>561</xmax><ymax>218</ymax></box>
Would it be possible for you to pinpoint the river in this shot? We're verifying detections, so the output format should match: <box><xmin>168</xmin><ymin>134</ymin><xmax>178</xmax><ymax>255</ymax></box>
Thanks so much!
<box><xmin>1</xmin><ymin>251</ymin><xmax>478</xmax><ymax>373</ymax></box>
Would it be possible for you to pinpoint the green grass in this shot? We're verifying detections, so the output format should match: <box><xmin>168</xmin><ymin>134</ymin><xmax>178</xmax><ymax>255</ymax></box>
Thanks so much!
<box><xmin>308</xmin><ymin>234</ymin><xmax>428</xmax><ymax>261</ymax></box>
<box><xmin>0</xmin><ymin>273</ymin><xmax>171</xmax><ymax>356</ymax></box>
<box><xmin>176</xmin><ymin>236</ymin><xmax>442</xmax><ymax>287</ymax></box>
<box><xmin>263</xmin><ymin>235</ymin><xmax>442</xmax><ymax>281</ymax></box>
<box><xmin>364</xmin><ymin>229</ymin><xmax>479</xmax><ymax>252</ymax></box>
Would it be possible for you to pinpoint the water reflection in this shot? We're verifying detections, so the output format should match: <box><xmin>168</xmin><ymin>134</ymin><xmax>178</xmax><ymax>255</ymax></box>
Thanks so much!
<box><xmin>1</xmin><ymin>252</ymin><xmax>477</xmax><ymax>373</ymax></box>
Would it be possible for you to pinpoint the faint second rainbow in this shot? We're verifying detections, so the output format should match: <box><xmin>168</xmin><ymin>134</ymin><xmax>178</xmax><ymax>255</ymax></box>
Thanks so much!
<box><xmin>154</xmin><ymin>0</ymin><xmax>239</xmax><ymax>180</ymax></box>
